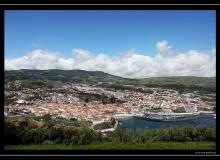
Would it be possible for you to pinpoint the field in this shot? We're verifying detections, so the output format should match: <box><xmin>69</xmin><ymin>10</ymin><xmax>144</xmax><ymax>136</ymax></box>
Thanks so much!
<box><xmin>5</xmin><ymin>142</ymin><xmax>215</xmax><ymax>150</ymax></box>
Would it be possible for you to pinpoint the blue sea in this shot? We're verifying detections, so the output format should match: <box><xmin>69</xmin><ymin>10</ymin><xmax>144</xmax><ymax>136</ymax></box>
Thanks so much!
<box><xmin>118</xmin><ymin>114</ymin><xmax>216</xmax><ymax>129</ymax></box>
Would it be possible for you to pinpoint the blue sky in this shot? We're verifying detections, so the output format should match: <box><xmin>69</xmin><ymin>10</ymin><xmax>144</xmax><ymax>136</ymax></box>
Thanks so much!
<box><xmin>5</xmin><ymin>10</ymin><xmax>215</xmax><ymax>58</ymax></box>
<box><xmin>4</xmin><ymin>10</ymin><xmax>216</xmax><ymax>78</ymax></box>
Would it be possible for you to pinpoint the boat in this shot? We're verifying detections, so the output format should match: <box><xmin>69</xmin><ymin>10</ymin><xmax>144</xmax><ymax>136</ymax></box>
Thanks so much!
<box><xmin>144</xmin><ymin>112</ymin><xmax>202</xmax><ymax>122</ymax></box>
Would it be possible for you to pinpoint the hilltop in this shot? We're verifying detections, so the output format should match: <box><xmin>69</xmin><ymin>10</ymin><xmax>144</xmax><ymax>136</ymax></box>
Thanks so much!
<box><xmin>5</xmin><ymin>69</ymin><xmax>215</xmax><ymax>92</ymax></box>
<box><xmin>5</xmin><ymin>69</ymin><xmax>126</xmax><ymax>84</ymax></box>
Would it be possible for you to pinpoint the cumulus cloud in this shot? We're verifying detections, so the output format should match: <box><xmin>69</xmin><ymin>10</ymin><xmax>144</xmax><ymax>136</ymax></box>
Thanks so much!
<box><xmin>72</xmin><ymin>48</ymin><xmax>92</xmax><ymax>62</ymax></box>
<box><xmin>156</xmin><ymin>40</ymin><xmax>173</xmax><ymax>55</ymax></box>
<box><xmin>5</xmin><ymin>41</ymin><xmax>216</xmax><ymax>78</ymax></box>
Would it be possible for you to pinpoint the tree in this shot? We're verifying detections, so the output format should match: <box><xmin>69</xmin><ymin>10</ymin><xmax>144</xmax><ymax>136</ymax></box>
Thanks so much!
<box><xmin>42</xmin><ymin>114</ymin><xmax>51</xmax><ymax>122</ymax></box>
<box><xmin>78</xmin><ymin>127</ymin><xmax>93</xmax><ymax>145</ymax></box>
<box><xmin>62</xmin><ymin>127</ymin><xmax>74</xmax><ymax>144</ymax></box>
<box><xmin>21</xmin><ymin>128</ymin><xmax>35</xmax><ymax>144</ymax></box>
<box><xmin>110</xmin><ymin>117</ymin><xmax>116</xmax><ymax>125</ymax></box>
<box><xmin>194</xmin><ymin>126</ymin><xmax>208</xmax><ymax>141</ymax></box>
<box><xmin>85</xmin><ymin>97</ymin><xmax>89</xmax><ymax>103</ymax></box>
<box><xmin>115</xmin><ymin>128</ymin><xmax>124</xmax><ymax>143</ymax></box>
<box><xmin>110</xmin><ymin>96</ymin><xmax>116</xmax><ymax>103</ymax></box>
<box><xmin>213</xmin><ymin>106</ymin><xmax>216</xmax><ymax>113</ymax></box>
<box><xmin>102</xmin><ymin>98</ymin><xmax>108</xmax><ymax>104</ymax></box>
<box><xmin>183</xmin><ymin>126</ymin><xmax>194</xmax><ymax>141</ymax></box>
<box><xmin>49</xmin><ymin>126</ymin><xmax>63</xmax><ymax>143</ymax></box>
<box><xmin>205</xmin><ymin>128</ymin><xmax>216</xmax><ymax>141</ymax></box>
<box><xmin>5</xmin><ymin>121</ymin><xmax>21</xmax><ymax>144</ymax></box>
<box><xmin>33</xmin><ymin>129</ymin><xmax>42</xmax><ymax>144</ymax></box>
<box><xmin>70</xmin><ymin>135</ymin><xmax>79</xmax><ymax>145</ymax></box>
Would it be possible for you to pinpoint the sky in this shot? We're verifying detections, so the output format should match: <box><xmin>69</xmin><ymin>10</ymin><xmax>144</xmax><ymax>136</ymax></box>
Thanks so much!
<box><xmin>4</xmin><ymin>10</ymin><xmax>216</xmax><ymax>78</ymax></box>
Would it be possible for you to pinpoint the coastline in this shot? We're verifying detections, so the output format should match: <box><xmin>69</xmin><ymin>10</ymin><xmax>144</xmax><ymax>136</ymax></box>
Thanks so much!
<box><xmin>118</xmin><ymin>114</ymin><xmax>216</xmax><ymax>130</ymax></box>
<box><xmin>114</xmin><ymin>111</ymin><xmax>215</xmax><ymax>122</ymax></box>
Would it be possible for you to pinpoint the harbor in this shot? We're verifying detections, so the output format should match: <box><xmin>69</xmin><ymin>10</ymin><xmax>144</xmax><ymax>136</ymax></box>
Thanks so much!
<box><xmin>114</xmin><ymin>111</ymin><xmax>215</xmax><ymax>122</ymax></box>
<box><xmin>118</xmin><ymin>114</ymin><xmax>216</xmax><ymax>129</ymax></box>
<box><xmin>144</xmin><ymin>112</ymin><xmax>202</xmax><ymax>122</ymax></box>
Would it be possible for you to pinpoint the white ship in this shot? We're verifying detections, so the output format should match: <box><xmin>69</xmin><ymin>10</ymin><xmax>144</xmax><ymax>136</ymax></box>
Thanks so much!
<box><xmin>144</xmin><ymin>112</ymin><xmax>201</xmax><ymax>121</ymax></box>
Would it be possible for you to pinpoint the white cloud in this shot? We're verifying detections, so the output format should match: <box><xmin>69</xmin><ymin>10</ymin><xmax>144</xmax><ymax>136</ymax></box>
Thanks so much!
<box><xmin>211</xmin><ymin>48</ymin><xmax>216</xmax><ymax>55</ymax></box>
<box><xmin>156</xmin><ymin>40</ymin><xmax>172</xmax><ymax>55</ymax></box>
<box><xmin>72</xmin><ymin>48</ymin><xmax>91</xmax><ymax>62</ymax></box>
<box><xmin>5</xmin><ymin>41</ymin><xmax>216</xmax><ymax>78</ymax></box>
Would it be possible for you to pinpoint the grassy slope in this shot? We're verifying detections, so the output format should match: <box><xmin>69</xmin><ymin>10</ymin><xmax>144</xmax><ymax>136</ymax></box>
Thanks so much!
<box><xmin>5</xmin><ymin>70</ymin><xmax>215</xmax><ymax>87</ymax></box>
<box><xmin>137</xmin><ymin>76</ymin><xmax>215</xmax><ymax>87</ymax></box>
<box><xmin>5</xmin><ymin>142</ymin><xmax>215</xmax><ymax>150</ymax></box>
<box><xmin>5</xmin><ymin>116</ymin><xmax>44</xmax><ymax>128</ymax></box>
<box><xmin>5</xmin><ymin>69</ymin><xmax>124</xmax><ymax>83</ymax></box>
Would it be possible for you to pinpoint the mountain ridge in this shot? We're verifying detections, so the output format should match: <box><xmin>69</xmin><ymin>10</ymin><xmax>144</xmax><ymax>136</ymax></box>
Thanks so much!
<box><xmin>5</xmin><ymin>69</ymin><xmax>216</xmax><ymax>92</ymax></box>
<box><xmin>5</xmin><ymin>69</ymin><xmax>216</xmax><ymax>79</ymax></box>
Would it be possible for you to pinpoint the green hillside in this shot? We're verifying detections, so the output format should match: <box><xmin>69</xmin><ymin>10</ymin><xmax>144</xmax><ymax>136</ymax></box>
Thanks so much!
<box><xmin>138</xmin><ymin>76</ymin><xmax>215</xmax><ymax>87</ymax></box>
<box><xmin>136</xmin><ymin>76</ymin><xmax>216</xmax><ymax>92</ymax></box>
<box><xmin>5</xmin><ymin>69</ymin><xmax>125</xmax><ymax>84</ymax></box>
<box><xmin>5</xmin><ymin>70</ymin><xmax>215</xmax><ymax>92</ymax></box>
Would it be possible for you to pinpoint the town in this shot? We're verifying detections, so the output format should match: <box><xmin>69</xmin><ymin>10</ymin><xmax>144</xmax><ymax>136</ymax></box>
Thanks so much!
<box><xmin>4</xmin><ymin>80</ymin><xmax>216</xmax><ymax>124</ymax></box>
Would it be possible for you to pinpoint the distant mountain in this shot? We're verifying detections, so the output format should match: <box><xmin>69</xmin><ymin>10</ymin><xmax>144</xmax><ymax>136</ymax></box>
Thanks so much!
<box><xmin>136</xmin><ymin>76</ymin><xmax>216</xmax><ymax>92</ymax></box>
<box><xmin>138</xmin><ymin>76</ymin><xmax>215</xmax><ymax>88</ymax></box>
<box><xmin>4</xmin><ymin>69</ymin><xmax>126</xmax><ymax>84</ymax></box>
<box><xmin>5</xmin><ymin>69</ymin><xmax>215</xmax><ymax>92</ymax></box>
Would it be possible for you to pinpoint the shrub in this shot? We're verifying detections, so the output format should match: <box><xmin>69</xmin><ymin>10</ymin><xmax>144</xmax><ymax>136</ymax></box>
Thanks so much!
<box><xmin>42</xmin><ymin>140</ymin><xmax>54</xmax><ymax>145</ymax></box>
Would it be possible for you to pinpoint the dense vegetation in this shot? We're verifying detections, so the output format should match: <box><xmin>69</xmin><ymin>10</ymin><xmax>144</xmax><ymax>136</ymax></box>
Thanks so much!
<box><xmin>77</xmin><ymin>92</ymin><xmax>124</xmax><ymax>104</ymax></box>
<box><xmin>99</xmin><ymin>83</ymin><xmax>154</xmax><ymax>94</ymax></box>
<box><xmin>93</xmin><ymin>119</ymin><xmax>115</xmax><ymax>130</ymax></box>
<box><xmin>21</xmin><ymin>80</ymin><xmax>55</xmax><ymax>89</ymax></box>
<box><xmin>4</xmin><ymin>116</ymin><xmax>216</xmax><ymax>147</ymax></box>
<box><xmin>4</xmin><ymin>95</ymin><xmax>16</xmax><ymax>105</ymax></box>
<box><xmin>5</xmin><ymin>69</ymin><xmax>125</xmax><ymax>84</ymax></box>
<box><xmin>139</xmin><ymin>77</ymin><xmax>216</xmax><ymax>93</ymax></box>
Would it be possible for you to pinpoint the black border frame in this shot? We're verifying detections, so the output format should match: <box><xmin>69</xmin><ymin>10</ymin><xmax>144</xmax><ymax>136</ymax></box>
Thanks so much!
<box><xmin>0</xmin><ymin>0</ymin><xmax>219</xmax><ymax>5</ymax></box>
<box><xmin>0</xmin><ymin>4</ymin><xmax>219</xmax><ymax>156</ymax></box>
